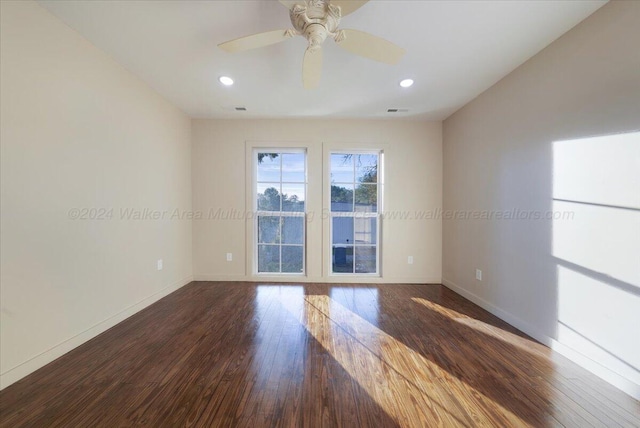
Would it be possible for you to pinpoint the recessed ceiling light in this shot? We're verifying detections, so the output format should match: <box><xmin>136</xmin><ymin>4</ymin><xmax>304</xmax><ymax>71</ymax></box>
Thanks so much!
<box><xmin>219</xmin><ymin>76</ymin><xmax>234</xmax><ymax>86</ymax></box>
<box><xmin>399</xmin><ymin>78</ymin><xmax>414</xmax><ymax>88</ymax></box>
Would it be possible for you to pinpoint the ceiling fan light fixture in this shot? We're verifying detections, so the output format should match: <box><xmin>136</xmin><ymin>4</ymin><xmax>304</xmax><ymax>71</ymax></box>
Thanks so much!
<box><xmin>400</xmin><ymin>78</ymin><xmax>414</xmax><ymax>88</ymax></box>
<box><xmin>219</xmin><ymin>76</ymin><xmax>234</xmax><ymax>86</ymax></box>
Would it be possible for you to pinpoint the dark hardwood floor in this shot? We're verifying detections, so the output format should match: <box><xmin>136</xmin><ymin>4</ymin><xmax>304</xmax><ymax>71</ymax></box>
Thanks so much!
<box><xmin>1</xmin><ymin>282</ymin><xmax>638</xmax><ymax>427</ymax></box>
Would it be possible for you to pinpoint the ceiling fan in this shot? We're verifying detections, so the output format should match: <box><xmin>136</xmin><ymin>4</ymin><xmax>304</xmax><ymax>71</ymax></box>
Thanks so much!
<box><xmin>218</xmin><ymin>0</ymin><xmax>406</xmax><ymax>89</ymax></box>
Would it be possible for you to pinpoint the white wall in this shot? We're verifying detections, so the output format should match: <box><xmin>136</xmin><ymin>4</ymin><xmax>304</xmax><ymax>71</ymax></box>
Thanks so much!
<box><xmin>192</xmin><ymin>119</ymin><xmax>442</xmax><ymax>284</ymax></box>
<box><xmin>0</xmin><ymin>1</ymin><xmax>193</xmax><ymax>388</ymax></box>
<box><xmin>443</xmin><ymin>0</ymin><xmax>640</xmax><ymax>398</ymax></box>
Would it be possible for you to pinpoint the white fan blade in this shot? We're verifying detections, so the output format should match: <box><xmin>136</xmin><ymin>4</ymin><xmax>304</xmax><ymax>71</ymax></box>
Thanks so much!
<box><xmin>335</xmin><ymin>29</ymin><xmax>405</xmax><ymax>64</ymax></box>
<box><xmin>219</xmin><ymin>29</ymin><xmax>293</xmax><ymax>53</ymax></box>
<box><xmin>303</xmin><ymin>48</ymin><xmax>323</xmax><ymax>89</ymax></box>
<box><xmin>279</xmin><ymin>0</ymin><xmax>302</xmax><ymax>9</ymax></box>
<box><xmin>331</xmin><ymin>0</ymin><xmax>369</xmax><ymax>16</ymax></box>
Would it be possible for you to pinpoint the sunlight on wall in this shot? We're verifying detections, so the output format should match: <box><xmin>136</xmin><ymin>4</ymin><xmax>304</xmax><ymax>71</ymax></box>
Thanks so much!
<box><xmin>553</xmin><ymin>200</ymin><xmax>640</xmax><ymax>285</ymax></box>
<box><xmin>552</xmin><ymin>131</ymin><xmax>640</xmax><ymax>385</ymax></box>
<box><xmin>557</xmin><ymin>267</ymin><xmax>640</xmax><ymax>376</ymax></box>
<box><xmin>553</xmin><ymin>132</ymin><xmax>640</xmax><ymax>209</ymax></box>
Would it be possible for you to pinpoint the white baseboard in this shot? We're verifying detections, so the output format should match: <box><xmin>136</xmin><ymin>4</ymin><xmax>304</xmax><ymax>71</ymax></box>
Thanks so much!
<box><xmin>193</xmin><ymin>274</ymin><xmax>441</xmax><ymax>284</ymax></box>
<box><xmin>193</xmin><ymin>274</ymin><xmax>247</xmax><ymax>281</ymax></box>
<box><xmin>0</xmin><ymin>275</ymin><xmax>193</xmax><ymax>390</ymax></box>
<box><xmin>442</xmin><ymin>278</ymin><xmax>640</xmax><ymax>400</ymax></box>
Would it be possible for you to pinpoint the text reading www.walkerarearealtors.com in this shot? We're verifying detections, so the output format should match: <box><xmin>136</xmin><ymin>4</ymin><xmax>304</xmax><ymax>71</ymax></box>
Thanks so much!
<box><xmin>67</xmin><ymin>207</ymin><xmax>575</xmax><ymax>221</ymax></box>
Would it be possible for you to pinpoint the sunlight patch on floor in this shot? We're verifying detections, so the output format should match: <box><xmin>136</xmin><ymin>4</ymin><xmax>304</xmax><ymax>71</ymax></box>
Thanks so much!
<box><xmin>279</xmin><ymin>292</ymin><xmax>527</xmax><ymax>427</ymax></box>
<box><xmin>411</xmin><ymin>297</ymin><xmax>548</xmax><ymax>357</ymax></box>
<box><xmin>410</xmin><ymin>296</ymin><xmax>471</xmax><ymax>319</ymax></box>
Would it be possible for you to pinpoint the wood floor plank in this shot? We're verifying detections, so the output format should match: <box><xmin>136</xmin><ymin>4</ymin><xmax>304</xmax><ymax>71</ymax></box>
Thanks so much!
<box><xmin>1</xmin><ymin>282</ymin><xmax>638</xmax><ymax>427</ymax></box>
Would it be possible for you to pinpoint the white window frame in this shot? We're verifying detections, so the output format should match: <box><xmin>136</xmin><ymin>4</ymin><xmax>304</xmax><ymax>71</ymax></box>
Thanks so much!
<box><xmin>328</xmin><ymin>150</ymin><xmax>382</xmax><ymax>276</ymax></box>
<box><xmin>253</xmin><ymin>148</ymin><xmax>307</xmax><ymax>275</ymax></box>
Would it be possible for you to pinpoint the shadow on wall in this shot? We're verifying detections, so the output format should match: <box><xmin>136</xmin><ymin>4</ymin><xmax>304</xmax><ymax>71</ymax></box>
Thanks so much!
<box><xmin>552</xmin><ymin>131</ymin><xmax>640</xmax><ymax>388</ymax></box>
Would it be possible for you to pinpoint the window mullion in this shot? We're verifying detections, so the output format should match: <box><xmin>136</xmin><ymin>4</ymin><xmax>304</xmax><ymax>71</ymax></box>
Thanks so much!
<box><xmin>279</xmin><ymin>211</ymin><xmax>305</xmax><ymax>217</ymax></box>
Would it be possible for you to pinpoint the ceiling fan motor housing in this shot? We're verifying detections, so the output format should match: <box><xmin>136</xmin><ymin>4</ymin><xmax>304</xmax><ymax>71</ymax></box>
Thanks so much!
<box><xmin>290</xmin><ymin>0</ymin><xmax>342</xmax><ymax>51</ymax></box>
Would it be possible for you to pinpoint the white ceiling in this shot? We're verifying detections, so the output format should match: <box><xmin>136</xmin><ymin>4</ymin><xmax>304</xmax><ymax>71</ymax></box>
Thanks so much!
<box><xmin>39</xmin><ymin>0</ymin><xmax>607</xmax><ymax>120</ymax></box>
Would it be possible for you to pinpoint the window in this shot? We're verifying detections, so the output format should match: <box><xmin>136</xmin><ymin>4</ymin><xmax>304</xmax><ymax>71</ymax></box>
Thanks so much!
<box><xmin>330</xmin><ymin>152</ymin><xmax>381</xmax><ymax>274</ymax></box>
<box><xmin>255</xmin><ymin>150</ymin><xmax>306</xmax><ymax>274</ymax></box>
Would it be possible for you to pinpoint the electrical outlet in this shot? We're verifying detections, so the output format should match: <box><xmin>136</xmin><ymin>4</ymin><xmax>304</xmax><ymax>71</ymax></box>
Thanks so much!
<box><xmin>157</xmin><ymin>259</ymin><xmax>163</xmax><ymax>271</ymax></box>
<box><xmin>226</xmin><ymin>253</ymin><xmax>233</xmax><ymax>262</ymax></box>
<box><xmin>408</xmin><ymin>256</ymin><xmax>414</xmax><ymax>265</ymax></box>
<box><xmin>476</xmin><ymin>269</ymin><xmax>482</xmax><ymax>281</ymax></box>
